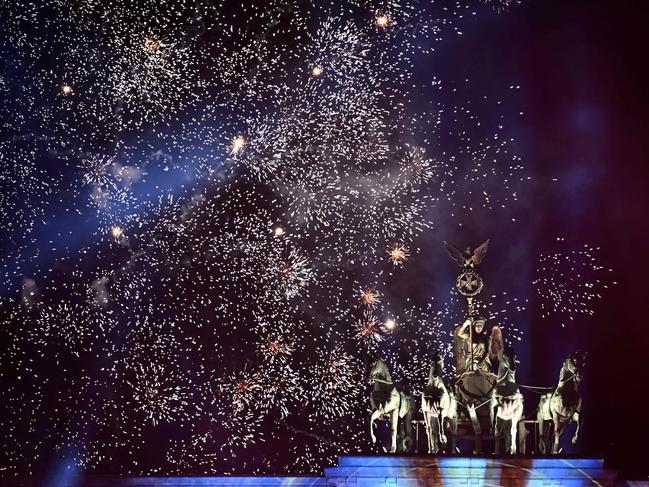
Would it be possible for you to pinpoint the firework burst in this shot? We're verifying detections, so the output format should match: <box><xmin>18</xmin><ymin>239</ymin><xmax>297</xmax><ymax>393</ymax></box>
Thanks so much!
<box><xmin>534</xmin><ymin>241</ymin><xmax>615</xmax><ymax>327</ymax></box>
<box><xmin>360</xmin><ymin>287</ymin><xmax>381</xmax><ymax>308</ymax></box>
<box><xmin>387</xmin><ymin>243</ymin><xmax>410</xmax><ymax>266</ymax></box>
<box><xmin>482</xmin><ymin>0</ymin><xmax>523</xmax><ymax>14</ymax></box>
<box><xmin>0</xmin><ymin>0</ymin><xmax>540</xmax><ymax>475</ymax></box>
<box><xmin>126</xmin><ymin>362</ymin><xmax>192</xmax><ymax>426</ymax></box>
<box><xmin>258</xmin><ymin>336</ymin><xmax>295</xmax><ymax>365</ymax></box>
<box><xmin>217</xmin><ymin>368</ymin><xmax>264</xmax><ymax>414</ymax></box>
<box><xmin>308</xmin><ymin>345</ymin><xmax>361</xmax><ymax>417</ymax></box>
<box><xmin>354</xmin><ymin>312</ymin><xmax>384</xmax><ymax>348</ymax></box>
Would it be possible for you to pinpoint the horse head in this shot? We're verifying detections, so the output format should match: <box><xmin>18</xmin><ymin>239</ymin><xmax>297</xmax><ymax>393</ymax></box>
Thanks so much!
<box><xmin>568</xmin><ymin>350</ymin><xmax>587</xmax><ymax>381</ymax></box>
<box><xmin>367</xmin><ymin>355</ymin><xmax>388</xmax><ymax>384</ymax></box>
<box><xmin>365</xmin><ymin>351</ymin><xmax>378</xmax><ymax>375</ymax></box>
<box><xmin>429</xmin><ymin>351</ymin><xmax>445</xmax><ymax>381</ymax></box>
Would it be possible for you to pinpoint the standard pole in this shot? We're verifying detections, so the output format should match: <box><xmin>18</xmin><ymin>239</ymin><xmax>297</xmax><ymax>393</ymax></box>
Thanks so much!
<box><xmin>467</xmin><ymin>297</ymin><xmax>474</xmax><ymax>371</ymax></box>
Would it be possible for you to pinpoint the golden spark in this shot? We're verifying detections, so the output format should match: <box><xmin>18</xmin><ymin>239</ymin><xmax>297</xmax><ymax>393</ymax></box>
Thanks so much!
<box><xmin>267</xmin><ymin>340</ymin><xmax>281</xmax><ymax>355</ymax></box>
<box><xmin>361</xmin><ymin>288</ymin><xmax>380</xmax><ymax>307</ymax></box>
<box><xmin>375</xmin><ymin>14</ymin><xmax>391</xmax><ymax>28</ymax></box>
<box><xmin>361</xmin><ymin>319</ymin><xmax>380</xmax><ymax>337</ymax></box>
<box><xmin>388</xmin><ymin>244</ymin><xmax>409</xmax><ymax>265</ymax></box>
<box><xmin>235</xmin><ymin>380</ymin><xmax>251</xmax><ymax>395</ymax></box>
<box><xmin>231</xmin><ymin>135</ymin><xmax>246</xmax><ymax>154</ymax></box>
<box><xmin>111</xmin><ymin>226</ymin><xmax>123</xmax><ymax>239</ymax></box>
<box><xmin>144</xmin><ymin>37</ymin><xmax>163</xmax><ymax>54</ymax></box>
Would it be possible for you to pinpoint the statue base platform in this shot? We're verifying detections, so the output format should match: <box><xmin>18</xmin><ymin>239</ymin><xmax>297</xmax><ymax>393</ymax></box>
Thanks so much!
<box><xmin>324</xmin><ymin>455</ymin><xmax>618</xmax><ymax>486</ymax></box>
<box><xmin>33</xmin><ymin>455</ymin><xmax>622</xmax><ymax>487</ymax></box>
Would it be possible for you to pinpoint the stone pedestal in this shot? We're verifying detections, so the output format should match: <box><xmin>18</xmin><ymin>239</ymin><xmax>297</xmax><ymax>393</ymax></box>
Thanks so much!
<box><xmin>324</xmin><ymin>456</ymin><xmax>618</xmax><ymax>487</ymax></box>
<box><xmin>50</xmin><ymin>455</ymin><xmax>618</xmax><ymax>486</ymax></box>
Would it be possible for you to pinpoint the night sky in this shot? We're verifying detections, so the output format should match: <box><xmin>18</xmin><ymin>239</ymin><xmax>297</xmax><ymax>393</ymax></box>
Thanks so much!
<box><xmin>451</xmin><ymin>0</ymin><xmax>649</xmax><ymax>477</ymax></box>
<box><xmin>1</xmin><ymin>0</ymin><xmax>648</xmax><ymax>480</ymax></box>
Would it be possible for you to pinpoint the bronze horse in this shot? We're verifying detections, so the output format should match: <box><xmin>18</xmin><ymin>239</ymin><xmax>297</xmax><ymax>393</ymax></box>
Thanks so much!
<box><xmin>537</xmin><ymin>351</ymin><xmax>587</xmax><ymax>454</ymax></box>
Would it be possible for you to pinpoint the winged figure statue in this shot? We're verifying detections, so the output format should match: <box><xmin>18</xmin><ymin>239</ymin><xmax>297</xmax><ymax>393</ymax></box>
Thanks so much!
<box><xmin>443</xmin><ymin>239</ymin><xmax>490</xmax><ymax>269</ymax></box>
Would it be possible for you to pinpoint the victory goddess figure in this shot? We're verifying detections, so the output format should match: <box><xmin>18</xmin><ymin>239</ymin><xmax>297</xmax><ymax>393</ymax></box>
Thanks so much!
<box><xmin>454</xmin><ymin>316</ymin><xmax>503</xmax><ymax>374</ymax></box>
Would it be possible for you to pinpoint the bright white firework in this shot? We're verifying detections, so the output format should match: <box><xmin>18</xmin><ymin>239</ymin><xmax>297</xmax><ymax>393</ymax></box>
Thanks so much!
<box><xmin>534</xmin><ymin>242</ymin><xmax>615</xmax><ymax>327</ymax></box>
<box><xmin>126</xmin><ymin>362</ymin><xmax>192</xmax><ymax>426</ymax></box>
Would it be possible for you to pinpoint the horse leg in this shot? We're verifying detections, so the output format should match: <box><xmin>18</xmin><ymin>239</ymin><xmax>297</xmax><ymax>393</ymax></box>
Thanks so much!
<box><xmin>537</xmin><ymin>405</ymin><xmax>546</xmax><ymax>455</ymax></box>
<box><xmin>552</xmin><ymin>412</ymin><xmax>566</xmax><ymax>454</ymax></box>
<box><xmin>509</xmin><ymin>415</ymin><xmax>519</xmax><ymax>454</ymax></box>
<box><xmin>518</xmin><ymin>417</ymin><xmax>527</xmax><ymax>454</ymax></box>
<box><xmin>369</xmin><ymin>409</ymin><xmax>381</xmax><ymax>444</ymax></box>
<box><xmin>396</xmin><ymin>414</ymin><xmax>403</xmax><ymax>452</ymax></box>
<box><xmin>492</xmin><ymin>397</ymin><xmax>502</xmax><ymax>454</ymax></box>
<box><xmin>427</xmin><ymin>413</ymin><xmax>434</xmax><ymax>454</ymax></box>
<box><xmin>571</xmin><ymin>411</ymin><xmax>581</xmax><ymax>445</ymax></box>
<box><xmin>440</xmin><ymin>416</ymin><xmax>448</xmax><ymax>452</ymax></box>
<box><xmin>439</xmin><ymin>412</ymin><xmax>448</xmax><ymax>446</ymax></box>
<box><xmin>440</xmin><ymin>416</ymin><xmax>450</xmax><ymax>450</ymax></box>
<box><xmin>390</xmin><ymin>407</ymin><xmax>399</xmax><ymax>453</ymax></box>
<box><xmin>451</xmin><ymin>416</ymin><xmax>458</xmax><ymax>454</ymax></box>
<box><xmin>423</xmin><ymin>409</ymin><xmax>431</xmax><ymax>453</ymax></box>
<box><xmin>435</xmin><ymin>410</ymin><xmax>446</xmax><ymax>448</ymax></box>
<box><xmin>428</xmin><ymin>411</ymin><xmax>437</xmax><ymax>454</ymax></box>
<box><xmin>405</xmin><ymin>411</ymin><xmax>413</xmax><ymax>452</ymax></box>
<box><xmin>396</xmin><ymin>411</ymin><xmax>409</xmax><ymax>452</ymax></box>
<box><xmin>490</xmin><ymin>398</ymin><xmax>497</xmax><ymax>435</ymax></box>
<box><xmin>424</xmin><ymin>411</ymin><xmax>433</xmax><ymax>453</ymax></box>
<box><xmin>430</xmin><ymin>411</ymin><xmax>439</xmax><ymax>453</ymax></box>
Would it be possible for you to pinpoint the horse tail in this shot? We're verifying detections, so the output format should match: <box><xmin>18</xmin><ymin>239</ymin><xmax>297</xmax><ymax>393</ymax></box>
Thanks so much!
<box><xmin>423</xmin><ymin>396</ymin><xmax>432</xmax><ymax>410</ymax></box>
<box><xmin>423</xmin><ymin>385</ymin><xmax>444</xmax><ymax>414</ymax></box>
<box><xmin>424</xmin><ymin>396</ymin><xmax>441</xmax><ymax>415</ymax></box>
<box><xmin>372</xmin><ymin>390</ymin><xmax>392</xmax><ymax>412</ymax></box>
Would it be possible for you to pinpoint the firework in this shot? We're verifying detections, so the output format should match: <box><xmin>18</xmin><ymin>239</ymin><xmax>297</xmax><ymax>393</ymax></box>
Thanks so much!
<box><xmin>263</xmin><ymin>248</ymin><xmax>314</xmax><ymax>300</ymax></box>
<box><xmin>230</xmin><ymin>135</ymin><xmax>246</xmax><ymax>154</ymax></box>
<box><xmin>360</xmin><ymin>287</ymin><xmax>380</xmax><ymax>308</ymax></box>
<box><xmin>0</xmin><ymin>139</ymin><xmax>62</xmax><ymax>244</ymax></box>
<box><xmin>308</xmin><ymin>345</ymin><xmax>361</xmax><ymax>417</ymax></box>
<box><xmin>384</xmin><ymin>318</ymin><xmax>396</xmax><ymax>331</ymax></box>
<box><xmin>375</xmin><ymin>13</ymin><xmax>392</xmax><ymax>29</ymax></box>
<box><xmin>126</xmin><ymin>362</ymin><xmax>192</xmax><ymax>426</ymax></box>
<box><xmin>534</xmin><ymin>242</ymin><xmax>615</xmax><ymax>327</ymax></box>
<box><xmin>34</xmin><ymin>302</ymin><xmax>95</xmax><ymax>357</ymax></box>
<box><xmin>399</xmin><ymin>146</ymin><xmax>437</xmax><ymax>187</ymax></box>
<box><xmin>355</xmin><ymin>312</ymin><xmax>384</xmax><ymax>347</ymax></box>
<box><xmin>217</xmin><ymin>368</ymin><xmax>264</xmax><ymax>414</ymax></box>
<box><xmin>0</xmin><ymin>0</ymin><xmax>537</xmax><ymax>475</ymax></box>
<box><xmin>257</xmin><ymin>336</ymin><xmax>295</xmax><ymax>365</ymax></box>
<box><xmin>482</xmin><ymin>0</ymin><xmax>523</xmax><ymax>14</ymax></box>
<box><xmin>78</xmin><ymin>154</ymin><xmax>118</xmax><ymax>189</ymax></box>
<box><xmin>387</xmin><ymin>244</ymin><xmax>410</xmax><ymax>266</ymax></box>
<box><xmin>221</xmin><ymin>407</ymin><xmax>266</xmax><ymax>450</ymax></box>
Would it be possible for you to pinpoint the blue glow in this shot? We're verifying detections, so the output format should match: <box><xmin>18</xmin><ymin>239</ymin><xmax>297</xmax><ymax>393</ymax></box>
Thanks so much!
<box><xmin>439</xmin><ymin>456</ymin><xmax>488</xmax><ymax>487</ymax></box>
<box><xmin>47</xmin><ymin>458</ymin><xmax>81</xmax><ymax>487</ymax></box>
<box><xmin>88</xmin><ymin>456</ymin><xmax>615</xmax><ymax>486</ymax></box>
<box><xmin>93</xmin><ymin>477</ymin><xmax>327</xmax><ymax>486</ymax></box>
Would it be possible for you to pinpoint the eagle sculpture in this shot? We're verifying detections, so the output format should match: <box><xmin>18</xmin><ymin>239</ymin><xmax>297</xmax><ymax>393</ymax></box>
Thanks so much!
<box><xmin>443</xmin><ymin>239</ymin><xmax>490</xmax><ymax>269</ymax></box>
